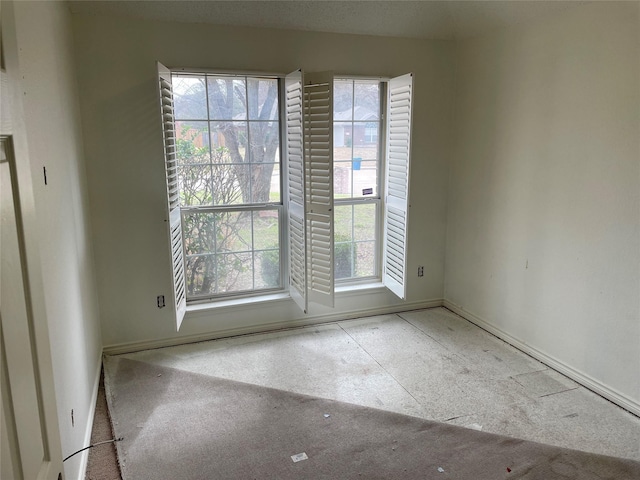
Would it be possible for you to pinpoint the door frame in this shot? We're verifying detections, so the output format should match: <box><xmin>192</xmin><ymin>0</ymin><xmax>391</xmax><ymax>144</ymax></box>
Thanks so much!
<box><xmin>1</xmin><ymin>1</ymin><xmax>64</xmax><ymax>478</ymax></box>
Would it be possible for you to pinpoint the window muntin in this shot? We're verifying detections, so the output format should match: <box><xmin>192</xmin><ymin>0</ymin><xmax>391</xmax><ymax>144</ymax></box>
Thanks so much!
<box><xmin>333</xmin><ymin>79</ymin><xmax>382</xmax><ymax>282</ymax></box>
<box><xmin>334</xmin><ymin>203</ymin><xmax>378</xmax><ymax>279</ymax></box>
<box><xmin>172</xmin><ymin>73</ymin><xmax>282</xmax><ymax>300</ymax></box>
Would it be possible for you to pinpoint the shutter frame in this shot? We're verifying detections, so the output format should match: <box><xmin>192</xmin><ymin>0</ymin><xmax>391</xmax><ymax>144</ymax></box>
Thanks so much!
<box><xmin>304</xmin><ymin>72</ymin><xmax>334</xmax><ymax>308</ymax></box>
<box><xmin>383</xmin><ymin>73</ymin><xmax>413</xmax><ymax>299</ymax></box>
<box><xmin>157</xmin><ymin>62</ymin><xmax>187</xmax><ymax>329</ymax></box>
<box><xmin>285</xmin><ymin>69</ymin><xmax>308</xmax><ymax>313</ymax></box>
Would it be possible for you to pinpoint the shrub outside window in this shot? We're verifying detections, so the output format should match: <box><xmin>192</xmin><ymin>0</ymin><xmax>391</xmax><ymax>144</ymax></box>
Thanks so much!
<box><xmin>172</xmin><ymin>74</ymin><xmax>282</xmax><ymax>299</ymax></box>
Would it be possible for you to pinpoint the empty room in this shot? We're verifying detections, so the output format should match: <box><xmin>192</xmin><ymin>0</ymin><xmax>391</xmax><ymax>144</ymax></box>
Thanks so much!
<box><xmin>1</xmin><ymin>1</ymin><xmax>638</xmax><ymax>479</ymax></box>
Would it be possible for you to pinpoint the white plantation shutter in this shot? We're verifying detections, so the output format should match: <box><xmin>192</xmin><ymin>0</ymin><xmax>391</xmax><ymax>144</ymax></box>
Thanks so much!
<box><xmin>285</xmin><ymin>70</ymin><xmax>308</xmax><ymax>313</ymax></box>
<box><xmin>157</xmin><ymin>62</ymin><xmax>186</xmax><ymax>329</ymax></box>
<box><xmin>285</xmin><ymin>70</ymin><xmax>334</xmax><ymax>313</ymax></box>
<box><xmin>383</xmin><ymin>73</ymin><xmax>413</xmax><ymax>299</ymax></box>
<box><xmin>304</xmin><ymin>72</ymin><xmax>334</xmax><ymax>308</ymax></box>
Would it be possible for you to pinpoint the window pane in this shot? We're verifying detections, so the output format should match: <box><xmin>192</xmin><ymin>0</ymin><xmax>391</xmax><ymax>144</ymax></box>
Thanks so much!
<box><xmin>248</xmin><ymin>78</ymin><xmax>279</xmax><ymax>121</ymax></box>
<box><xmin>252</xmin><ymin>210</ymin><xmax>280</xmax><ymax>250</ymax></box>
<box><xmin>355</xmin><ymin>241</ymin><xmax>376</xmax><ymax>278</ymax></box>
<box><xmin>211</xmin><ymin>164</ymin><xmax>244</xmax><ymax>205</ymax></box>
<box><xmin>217</xmin><ymin>252</ymin><xmax>253</xmax><ymax>293</ymax></box>
<box><xmin>269</xmin><ymin>163</ymin><xmax>281</xmax><ymax>203</ymax></box>
<box><xmin>185</xmin><ymin>254</ymin><xmax>216</xmax><ymax>297</ymax></box>
<box><xmin>248</xmin><ymin>120</ymin><xmax>280</xmax><ymax>203</ymax></box>
<box><xmin>248</xmin><ymin>121</ymin><xmax>279</xmax><ymax>163</ymax></box>
<box><xmin>334</xmin><ymin>205</ymin><xmax>353</xmax><ymax>241</ymax></box>
<box><xmin>353</xmin><ymin>122</ymin><xmax>379</xmax><ymax>153</ymax></box>
<box><xmin>363</xmin><ymin>123</ymin><xmax>380</xmax><ymax>147</ymax></box>
<box><xmin>352</xmin><ymin>122</ymin><xmax>378</xmax><ymax>200</ymax></box>
<box><xmin>333</xmin><ymin>203</ymin><xmax>377</xmax><ymax>281</ymax></box>
<box><xmin>334</xmin><ymin>203</ymin><xmax>354</xmax><ymax>280</ymax></box>
<box><xmin>255</xmin><ymin>250</ymin><xmax>280</xmax><ymax>289</ymax></box>
<box><xmin>210</xmin><ymin>121</ymin><xmax>247</xmax><ymax>163</ymax></box>
<box><xmin>334</xmin><ymin>120</ymin><xmax>353</xmax><ymax>199</ymax></box>
<box><xmin>173</xmin><ymin>75</ymin><xmax>207</xmax><ymax>120</ymax></box>
<box><xmin>179</xmin><ymin>165</ymin><xmax>212</xmax><ymax>206</ymax></box>
<box><xmin>176</xmin><ymin>121</ymin><xmax>210</xmax><ymax>164</ymax></box>
<box><xmin>353</xmin><ymin>160</ymin><xmax>378</xmax><ymax>198</ymax></box>
<box><xmin>208</xmin><ymin>77</ymin><xmax>247</xmax><ymax>120</ymax></box>
<box><xmin>354</xmin><ymin>82</ymin><xmax>380</xmax><ymax>121</ymax></box>
<box><xmin>353</xmin><ymin>203</ymin><xmax>377</xmax><ymax>241</ymax></box>
<box><xmin>249</xmin><ymin>163</ymin><xmax>278</xmax><ymax>203</ymax></box>
<box><xmin>183</xmin><ymin>213</ymin><xmax>215</xmax><ymax>255</ymax></box>
<box><xmin>183</xmin><ymin>209</ymin><xmax>282</xmax><ymax>296</ymax></box>
<box><xmin>334</xmin><ymin>80</ymin><xmax>353</xmax><ymax>121</ymax></box>
<box><xmin>215</xmin><ymin>211</ymin><xmax>252</xmax><ymax>253</ymax></box>
<box><xmin>334</xmin><ymin>123</ymin><xmax>353</xmax><ymax>159</ymax></box>
<box><xmin>334</xmin><ymin>242</ymin><xmax>354</xmax><ymax>279</ymax></box>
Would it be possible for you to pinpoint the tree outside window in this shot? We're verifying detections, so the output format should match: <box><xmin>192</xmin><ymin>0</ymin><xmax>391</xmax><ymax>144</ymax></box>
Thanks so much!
<box><xmin>173</xmin><ymin>74</ymin><xmax>282</xmax><ymax>298</ymax></box>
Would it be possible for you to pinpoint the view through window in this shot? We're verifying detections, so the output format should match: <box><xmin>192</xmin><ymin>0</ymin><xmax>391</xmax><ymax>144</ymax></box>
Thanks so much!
<box><xmin>333</xmin><ymin>79</ymin><xmax>382</xmax><ymax>281</ymax></box>
<box><xmin>168</xmin><ymin>73</ymin><xmax>395</xmax><ymax>302</ymax></box>
<box><xmin>172</xmin><ymin>74</ymin><xmax>282</xmax><ymax>299</ymax></box>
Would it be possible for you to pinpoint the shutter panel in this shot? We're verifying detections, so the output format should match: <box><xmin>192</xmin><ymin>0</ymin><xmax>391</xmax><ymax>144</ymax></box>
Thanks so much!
<box><xmin>285</xmin><ymin>70</ymin><xmax>308</xmax><ymax>313</ymax></box>
<box><xmin>383</xmin><ymin>73</ymin><xmax>413</xmax><ymax>299</ymax></box>
<box><xmin>157</xmin><ymin>62</ymin><xmax>186</xmax><ymax>329</ymax></box>
<box><xmin>304</xmin><ymin>72</ymin><xmax>334</xmax><ymax>308</ymax></box>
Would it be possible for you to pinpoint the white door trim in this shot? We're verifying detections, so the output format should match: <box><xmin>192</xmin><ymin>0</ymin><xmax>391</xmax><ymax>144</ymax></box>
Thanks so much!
<box><xmin>0</xmin><ymin>1</ymin><xmax>64</xmax><ymax>478</ymax></box>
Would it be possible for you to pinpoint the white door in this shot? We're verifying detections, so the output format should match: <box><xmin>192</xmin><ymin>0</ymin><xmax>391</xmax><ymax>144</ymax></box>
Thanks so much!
<box><xmin>1</xmin><ymin>139</ymin><xmax>57</xmax><ymax>480</ymax></box>
<box><xmin>0</xmin><ymin>1</ymin><xmax>64</xmax><ymax>479</ymax></box>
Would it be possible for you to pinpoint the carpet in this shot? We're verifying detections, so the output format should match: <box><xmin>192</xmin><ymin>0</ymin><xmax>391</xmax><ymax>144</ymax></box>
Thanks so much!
<box><xmin>85</xmin><ymin>371</ymin><xmax>121</xmax><ymax>480</ymax></box>
<box><xmin>103</xmin><ymin>356</ymin><xmax>640</xmax><ymax>480</ymax></box>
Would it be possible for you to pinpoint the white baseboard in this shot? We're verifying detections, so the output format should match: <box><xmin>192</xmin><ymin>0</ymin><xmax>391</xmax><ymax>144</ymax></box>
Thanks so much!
<box><xmin>103</xmin><ymin>298</ymin><xmax>444</xmax><ymax>355</ymax></box>
<box><xmin>76</xmin><ymin>350</ymin><xmax>104</xmax><ymax>480</ymax></box>
<box><xmin>443</xmin><ymin>300</ymin><xmax>640</xmax><ymax>418</ymax></box>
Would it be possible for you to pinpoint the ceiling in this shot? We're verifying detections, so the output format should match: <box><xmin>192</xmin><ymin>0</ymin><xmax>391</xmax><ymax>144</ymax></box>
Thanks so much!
<box><xmin>67</xmin><ymin>0</ymin><xmax>588</xmax><ymax>40</ymax></box>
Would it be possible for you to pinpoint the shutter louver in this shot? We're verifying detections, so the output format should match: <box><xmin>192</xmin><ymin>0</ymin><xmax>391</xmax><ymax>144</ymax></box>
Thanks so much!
<box><xmin>157</xmin><ymin>62</ymin><xmax>186</xmax><ymax>329</ymax></box>
<box><xmin>304</xmin><ymin>72</ymin><xmax>334</xmax><ymax>307</ymax></box>
<box><xmin>285</xmin><ymin>70</ymin><xmax>308</xmax><ymax>313</ymax></box>
<box><xmin>383</xmin><ymin>73</ymin><xmax>413</xmax><ymax>299</ymax></box>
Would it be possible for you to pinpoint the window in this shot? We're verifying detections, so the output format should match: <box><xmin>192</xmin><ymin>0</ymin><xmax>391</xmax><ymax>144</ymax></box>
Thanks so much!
<box><xmin>158</xmin><ymin>64</ymin><xmax>413</xmax><ymax>329</ymax></box>
<box><xmin>171</xmin><ymin>73</ymin><xmax>283</xmax><ymax>301</ymax></box>
<box><xmin>333</xmin><ymin>79</ymin><xmax>382</xmax><ymax>281</ymax></box>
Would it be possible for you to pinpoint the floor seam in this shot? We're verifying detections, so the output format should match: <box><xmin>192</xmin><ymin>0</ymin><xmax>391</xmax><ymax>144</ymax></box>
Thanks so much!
<box><xmin>337</xmin><ymin>318</ymin><xmax>424</xmax><ymax>409</ymax></box>
<box><xmin>538</xmin><ymin>387</ymin><xmax>581</xmax><ymax>398</ymax></box>
<box><xmin>396</xmin><ymin>311</ymin><xmax>461</xmax><ymax>354</ymax></box>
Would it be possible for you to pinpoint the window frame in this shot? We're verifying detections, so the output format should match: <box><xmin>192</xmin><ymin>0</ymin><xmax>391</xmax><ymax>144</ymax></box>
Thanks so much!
<box><xmin>159</xmin><ymin>65</ymin><xmax>413</xmax><ymax>329</ymax></box>
<box><xmin>333</xmin><ymin>77</ymin><xmax>386</xmax><ymax>285</ymax></box>
<box><xmin>171</xmin><ymin>71</ymin><xmax>288</xmax><ymax>303</ymax></box>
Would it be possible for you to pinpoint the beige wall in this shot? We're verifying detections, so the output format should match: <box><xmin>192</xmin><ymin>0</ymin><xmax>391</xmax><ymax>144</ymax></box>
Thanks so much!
<box><xmin>13</xmin><ymin>2</ymin><xmax>103</xmax><ymax>479</ymax></box>
<box><xmin>8</xmin><ymin>3</ymin><xmax>639</xmax><ymax>476</ymax></box>
<box><xmin>445</xmin><ymin>3</ymin><xmax>639</xmax><ymax>410</ymax></box>
<box><xmin>71</xmin><ymin>15</ymin><xmax>454</xmax><ymax>348</ymax></box>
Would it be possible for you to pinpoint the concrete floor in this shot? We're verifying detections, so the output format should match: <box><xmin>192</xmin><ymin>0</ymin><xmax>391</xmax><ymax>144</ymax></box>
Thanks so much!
<box><xmin>115</xmin><ymin>307</ymin><xmax>640</xmax><ymax>461</ymax></box>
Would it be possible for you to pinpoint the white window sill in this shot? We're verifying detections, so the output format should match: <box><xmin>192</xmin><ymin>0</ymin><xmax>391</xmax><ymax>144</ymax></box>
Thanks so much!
<box><xmin>185</xmin><ymin>282</ymin><xmax>386</xmax><ymax>315</ymax></box>
<box><xmin>186</xmin><ymin>292</ymin><xmax>291</xmax><ymax>315</ymax></box>
<box><xmin>335</xmin><ymin>281</ymin><xmax>386</xmax><ymax>296</ymax></box>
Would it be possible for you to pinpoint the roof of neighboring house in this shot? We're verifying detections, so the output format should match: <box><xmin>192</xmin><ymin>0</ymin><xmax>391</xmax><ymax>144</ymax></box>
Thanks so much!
<box><xmin>334</xmin><ymin>106</ymin><xmax>378</xmax><ymax>123</ymax></box>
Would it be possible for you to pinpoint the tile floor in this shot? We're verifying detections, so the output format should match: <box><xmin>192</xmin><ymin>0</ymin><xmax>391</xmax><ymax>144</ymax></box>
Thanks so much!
<box><xmin>112</xmin><ymin>307</ymin><xmax>640</xmax><ymax>461</ymax></box>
